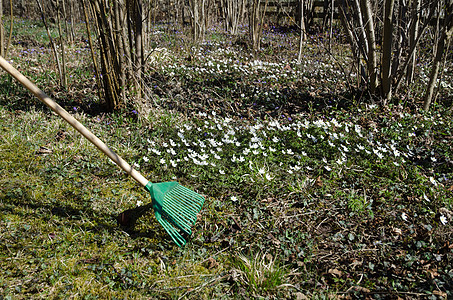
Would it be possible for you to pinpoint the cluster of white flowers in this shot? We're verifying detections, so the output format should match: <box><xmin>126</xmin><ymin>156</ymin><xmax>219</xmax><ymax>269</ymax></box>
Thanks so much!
<box><xmin>136</xmin><ymin>111</ymin><xmax>437</xmax><ymax>187</ymax></box>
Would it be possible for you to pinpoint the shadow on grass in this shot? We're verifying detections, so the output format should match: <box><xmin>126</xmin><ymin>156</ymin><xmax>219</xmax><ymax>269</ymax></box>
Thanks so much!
<box><xmin>0</xmin><ymin>74</ymin><xmax>109</xmax><ymax>117</ymax></box>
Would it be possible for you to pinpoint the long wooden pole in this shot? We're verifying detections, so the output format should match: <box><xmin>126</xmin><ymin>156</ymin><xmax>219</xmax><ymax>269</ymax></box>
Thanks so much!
<box><xmin>0</xmin><ymin>56</ymin><xmax>149</xmax><ymax>187</ymax></box>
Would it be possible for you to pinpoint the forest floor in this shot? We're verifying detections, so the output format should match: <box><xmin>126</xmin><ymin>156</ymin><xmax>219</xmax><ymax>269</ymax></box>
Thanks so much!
<box><xmin>0</xmin><ymin>18</ymin><xmax>452</xmax><ymax>299</ymax></box>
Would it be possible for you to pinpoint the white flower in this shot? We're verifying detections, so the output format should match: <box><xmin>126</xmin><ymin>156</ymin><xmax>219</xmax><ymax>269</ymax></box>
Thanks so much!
<box><xmin>401</xmin><ymin>212</ymin><xmax>408</xmax><ymax>221</ymax></box>
<box><xmin>143</xmin><ymin>156</ymin><xmax>149</xmax><ymax>162</ymax></box>
<box><xmin>324</xmin><ymin>166</ymin><xmax>332</xmax><ymax>171</ymax></box>
<box><xmin>272</xmin><ymin>136</ymin><xmax>279</xmax><ymax>143</ymax></box>
<box><xmin>251</xmin><ymin>136</ymin><xmax>260</xmax><ymax>143</ymax></box>
<box><xmin>373</xmin><ymin>149</ymin><xmax>383</xmax><ymax>159</ymax></box>
<box><xmin>219</xmin><ymin>169</ymin><xmax>225</xmax><ymax>175</ymax></box>
<box><xmin>136</xmin><ymin>200</ymin><xmax>143</xmax><ymax>207</ymax></box>
<box><xmin>258</xmin><ymin>168</ymin><xmax>266</xmax><ymax>175</ymax></box>
<box><xmin>429</xmin><ymin>176</ymin><xmax>438</xmax><ymax>186</ymax></box>
<box><xmin>265</xmin><ymin>173</ymin><xmax>273</xmax><ymax>180</ymax></box>
<box><xmin>440</xmin><ymin>215</ymin><xmax>448</xmax><ymax>225</ymax></box>
<box><xmin>287</xmin><ymin>149</ymin><xmax>294</xmax><ymax>155</ymax></box>
<box><xmin>431</xmin><ymin>157</ymin><xmax>437</xmax><ymax>162</ymax></box>
<box><xmin>133</xmin><ymin>162</ymin><xmax>140</xmax><ymax>169</ymax></box>
<box><xmin>231</xmin><ymin>195</ymin><xmax>238</xmax><ymax>202</ymax></box>
<box><xmin>341</xmin><ymin>144</ymin><xmax>349</xmax><ymax>152</ymax></box>
<box><xmin>159</xmin><ymin>158</ymin><xmax>166</xmax><ymax>164</ymax></box>
<box><xmin>423</xmin><ymin>193</ymin><xmax>430</xmax><ymax>202</ymax></box>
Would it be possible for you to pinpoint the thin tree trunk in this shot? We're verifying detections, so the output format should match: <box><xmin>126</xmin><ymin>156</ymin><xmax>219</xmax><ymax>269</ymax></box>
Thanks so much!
<box><xmin>298</xmin><ymin>0</ymin><xmax>305</xmax><ymax>62</ymax></box>
<box><xmin>381</xmin><ymin>0</ymin><xmax>395</xmax><ymax>101</ymax></box>
<box><xmin>56</xmin><ymin>0</ymin><xmax>68</xmax><ymax>88</ymax></box>
<box><xmin>423</xmin><ymin>5</ymin><xmax>453</xmax><ymax>111</ymax></box>
<box><xmin>351</xmin><ymin>0</ymin><xmax>368</xmax><ymax>60</ymax></box>
<box><xmin>120</xmin><ymin>1</ymin><xmax>133</xmax><ymax>80</ymax></box>
<box><xmin>61</xmin><ymin>0</ymin><xmax>72</xmax><ymax>45</ymax></box>
<box><xmin>360</xmin><ymin>0</ymin><xmax>378</xmax><ymax>94</ymax></box>
<box><xmin>92</xmin><ymin>0</ymin><xmax>120</xmax><ymax>110</ymax></box>
<box><xmin>4</xmin><ymin>0</ymin><xmax>14</xmax><ymax>58</ymax></box>
<box><xmin>329</xmin><ymin>0</ymin><xmax>334</xmax><ymax>51</ymax></box>
<box><xmin>134</xmin><ymin>0</ymin><xmax>144</xmax><ymax>100</ymax></box>
<box><xmin>81</xmin><ymin>0</ymin><xmax>102</xmax><ymax>102</ymax></box>
<box><xmin>36</xmin><ymin>0</ymin><xmax>64</xmax><ymax>87</ymax></box>
<box><xmin>0</xmin><ymin>0</ymin><xmax>4</xmax><ymax>57</ymax></box>
<box><xmin>68</xmin><ymin>0</ymin><xmax>76</xmax><ymax>44</ymax></box>
<box><xmin>406</xmin><ymin>0</ymin><xmax>420</xmax><ymax>83</ymax></box>
<box><xmin>114</xmin><ymin>0</ymin><xmax>126</xmax><ymax>102</ymax></box>
<box><xmin>394</xmin><ymin>4</ymin><xmax>435</xmax><ymax>92</ymax></box>
<box><xmin>249</xmin><ymin>0</ymin><xmax>268</xmax><ymax>52</ymax></box>
<box><xmin>390</xmin><ymin>1</ymin><xmax>405</xmax><ymax>84</ymax></box>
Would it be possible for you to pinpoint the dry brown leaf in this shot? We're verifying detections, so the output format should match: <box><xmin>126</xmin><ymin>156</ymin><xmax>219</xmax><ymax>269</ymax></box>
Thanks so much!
<box><xmin>352</xmin><ymin>286</ymin><xmax>371</xmax><ymax>293</ymax></box>
<box><xmin>315</xmin><ymin>176</ymin><xmax>323</xmax><ymax>187</ymax></box>
<box><xmin>392</xmin><ymin>227</ymin><xmax>402</xmax><ymax>235</ymax></box>
<box><xmin>433</xmin><ymin>290</ymin><xmax>447</xmax><ymax>299</ymax></box>
<box><xmin>206</xmin><ymin>257</ymin><xmax>218</xmax><ymax>269</ymax></box>
<box><xmin>426</xmin><ymin>269</ymin><xmax>439</xmax><ymax>279</ymax></box>
<box><xmin>328</xmin><ymin>268</ymin><xmax>343</xmax><ymax>277</ymax></box>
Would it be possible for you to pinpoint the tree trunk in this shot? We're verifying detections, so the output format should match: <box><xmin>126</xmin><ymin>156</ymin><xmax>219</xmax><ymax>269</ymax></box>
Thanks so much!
<box><xmin>61</xmin><ymin>0</ymin><xmax>72</xmax><ymax>45</ymax></box>
<box><xmin>114</xmin><ymin>0</ymin><xmax>125</xmax><ymax>102</ymax></box>
<box><xmin>0</xmin><ymin>0</ymin><xmax>4</xmax><ymax>57</ymax></box>
<box><xmin>249</xmin><ymin>0</ymin><xmax>268</xmax><ymax>52</ymax></box>
<box><xmin>423</xmin><ymin>4</ymin><xmax>453</xmax><ymax>111</ymax></box>
<box><xmin>406</xmin><ymin>0</ymin><xmax>420</xmax><ymax>84</ymax></box>
<box><xmin>359</xmin><ymin>0</ymin><xmax>378</xmax><ymax>94</ymax></box>
<box><xmin>4</xmin><ymin>0</ymin><xmax>13</xmax><ymax>58</ymax></box>
<box><xmin>36</xmin><ymin>0</ymin><xmax>64</xmax><ymax>88</ymax></box>
<box><xmin>297</xmin><ymin>0</ymin><xmax>305</xmax><ymax>62</ymax></box>
<box><xmin>134</xmin><ymin>0</ymin><xmax>144</xmax><ymax>100</ymax></box>
<box><xmin>56</xmin><ymin>0</ymin><xmax>68</xmax><ymax>88</ymax></box>
<box><xmin>328</xmin><ymin>0</ymin><xmax>334</xmax><ymax>51</ymax></box>
<box><xmin>381</xmin><ymin>0</ymin><xmax>394</xmax><ymax>101</ymax></box>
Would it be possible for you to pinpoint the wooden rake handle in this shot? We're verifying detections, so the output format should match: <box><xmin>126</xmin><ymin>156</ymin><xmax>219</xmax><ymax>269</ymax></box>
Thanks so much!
<box><xmin>0</xmin><ymin>56</ymin><xmax>149</xmax><ymax>187</ymax></box>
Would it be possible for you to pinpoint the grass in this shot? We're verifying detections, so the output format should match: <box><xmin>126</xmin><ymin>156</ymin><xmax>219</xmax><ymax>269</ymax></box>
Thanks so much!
<box><xmin>0</xmin><ymin>18</ymin><xmax>452</xmax><ymax>299</ymax></box>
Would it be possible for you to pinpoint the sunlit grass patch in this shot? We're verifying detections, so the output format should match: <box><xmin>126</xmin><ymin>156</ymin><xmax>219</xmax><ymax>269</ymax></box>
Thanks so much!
<box><xmin>230</xmin><ymin>251</ymin><xmax>295</xmax><ymax>297</ymax></box>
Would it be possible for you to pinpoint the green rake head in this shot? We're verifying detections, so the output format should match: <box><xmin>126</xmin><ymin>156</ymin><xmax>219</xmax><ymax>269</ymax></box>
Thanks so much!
<box><xmin>145</xmin><ymin>181</ymin><xmax>205</xmax><ymax>247</ymax></box>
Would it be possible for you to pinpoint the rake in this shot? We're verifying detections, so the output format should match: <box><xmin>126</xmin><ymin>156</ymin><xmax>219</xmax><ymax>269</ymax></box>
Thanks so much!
<box><xmin>0</xmin><ymin>56</ymin><xmax>204</xmax><ymax>247</ymax></box>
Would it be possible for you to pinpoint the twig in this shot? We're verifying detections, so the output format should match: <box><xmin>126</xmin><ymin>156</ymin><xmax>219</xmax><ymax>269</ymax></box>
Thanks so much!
<box><xmin>197</xmin><ymin>246</ymin><xmax>230</xmax><ymax>266</ymax></box>
<box><xmin>177</xmin><ymin>272</ymin><xmax>228</xmax><ymax>300</ymax></box>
